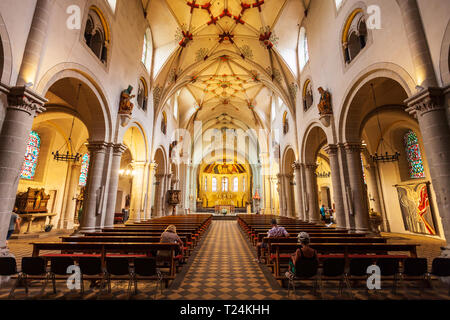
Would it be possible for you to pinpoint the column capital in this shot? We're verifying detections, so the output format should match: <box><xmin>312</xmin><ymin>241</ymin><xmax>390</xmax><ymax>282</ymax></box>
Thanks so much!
<box><xmin>87</xmin><ymin>141</ymin><xmax>108</xmax><ymax>153</ymax></box>
<box><xmin>112</xmin><ymin>143</ymin><xmax>127</xmax><ymax>155</ymax></box>
<box><xmin>305</xmin><ymin>163</ymin><xmax>318</xmax><ymax>171</ymax></box>
<box><xmin>130</xmin><ymin>161</ymin><xmax>147</xmax><ymax>169</ymax></box>
<box><xmin>323</xmin><ymin>144</ymin><xmax>339</xmax><ymax>156</ymax></box>
<box><xmin>405</xmin><ymin>86</ymin><xmax>448</xmax><ymax>116</ymax></box>
<box><xmin>292</xmin><ymin>161</ymin><xmax>302</xmax><ymax>171</ymax></box>
<box><xmin>7</xmin><ymin>86</ymin><xmax>47</xmax><ymax>116</ymax></box>
<box><xmin>149</xmin><ymin>161</ymin><xmax>158</xmax><ymax>170</ymax></box>
<box><xmin>344</xmin><ymin>142</ymin><xmax>363</xmax><ymax>153</ymax></box>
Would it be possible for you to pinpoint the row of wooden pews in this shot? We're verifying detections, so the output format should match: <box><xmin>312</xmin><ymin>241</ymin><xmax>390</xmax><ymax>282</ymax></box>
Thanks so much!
<box><xmin>29</xmin><ymin>214</ymin><xmax>212</xmax><ymax>288</ymax></box>
<box><xmin>238</xmin><ymin>215</ymin><xmax>419</xmax><ymax>281</ymax></box>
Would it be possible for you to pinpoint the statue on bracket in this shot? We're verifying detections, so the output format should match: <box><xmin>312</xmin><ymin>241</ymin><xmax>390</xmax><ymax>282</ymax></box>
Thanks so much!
<box><xmin>317</xmin><ymin>87</ymin><xmax>332</xmax><ymax>115</ymax></box>
<box><xmin>119</xmin><ymin>86</ymin><xmax>135</xmax><ymax>115</ymax></box>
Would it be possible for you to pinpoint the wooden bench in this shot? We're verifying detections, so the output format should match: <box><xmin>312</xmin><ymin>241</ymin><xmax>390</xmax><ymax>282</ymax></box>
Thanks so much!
<box><xmin>31</xmin><ymin>242</ymin><xmax>181</xmax><ymax>285</ymax></box>
<box><xmin>270</xmin><ymin>242</ymin><xmax>419</xmax><ymax>279</ymax></box>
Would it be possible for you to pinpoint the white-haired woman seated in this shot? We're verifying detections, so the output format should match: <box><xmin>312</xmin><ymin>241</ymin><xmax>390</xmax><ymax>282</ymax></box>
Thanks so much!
<box><xmin>285</xmin><ymin>232</ymin><xmax>319</xmax><ymax>279</ymax></box>
<box><xmin>158</xmin><ymin>225</ymin><xmax>185</xmax><ymax>264</ymax></box>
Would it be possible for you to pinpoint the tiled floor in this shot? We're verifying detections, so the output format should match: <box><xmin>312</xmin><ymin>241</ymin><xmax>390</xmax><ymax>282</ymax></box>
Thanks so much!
<box><xmin>0</xmin><ymin>221</ymin><xmax>449</xmax><ymax>300</ymax></box>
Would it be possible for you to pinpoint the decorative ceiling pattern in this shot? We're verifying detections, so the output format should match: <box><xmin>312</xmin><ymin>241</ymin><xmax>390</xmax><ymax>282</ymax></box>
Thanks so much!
<box><xmin>144</xmin><ymin>0</ymin><xmax>305</xmax><ymax>130</ymax></box>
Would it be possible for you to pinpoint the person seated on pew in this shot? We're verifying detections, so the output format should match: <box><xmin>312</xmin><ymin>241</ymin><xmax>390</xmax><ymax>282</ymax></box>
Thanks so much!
<box><xmin>159</xmin><ymin>225</ymin><xmax>185</xmax><ymax>264</ymax></box>
<box><xmin>256</xmin><ymin>219</ymin><xmax>289</xmax><ymax>263</ymax></box>
<box><xmin>286</xmin><ymin>232</ymin><xmax>319</xmax><ymax>280</ymax></box>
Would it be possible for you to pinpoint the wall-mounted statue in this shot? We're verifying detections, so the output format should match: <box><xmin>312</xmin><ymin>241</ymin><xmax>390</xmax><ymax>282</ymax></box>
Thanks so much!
<box><xmin>317</xmin><ymin>87</ymin><xmax>332</xmax><ymax>115</ymax></box>
<box><xmin>119</xmin><ymin>86</ymin><xmax>135</xmax><ymax>115</ymax></box>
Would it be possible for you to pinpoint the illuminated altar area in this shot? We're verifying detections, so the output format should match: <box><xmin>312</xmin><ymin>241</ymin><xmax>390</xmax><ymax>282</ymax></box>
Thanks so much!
<box><xmin>197</xmin><ymin>162</ymin><xmax>252</xmax><ymax>212</ymax></box>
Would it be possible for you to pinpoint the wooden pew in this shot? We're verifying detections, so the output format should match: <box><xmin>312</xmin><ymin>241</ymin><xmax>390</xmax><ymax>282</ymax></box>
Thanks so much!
<box><xmin>31</xmin><ymin>242</ymin><xmax>181</xmax><ymax>286</ymax></box>
<box><xmin>270</xmin><ymin>242</ymin><xmax>419</xmax><ymax>279</ymax></box>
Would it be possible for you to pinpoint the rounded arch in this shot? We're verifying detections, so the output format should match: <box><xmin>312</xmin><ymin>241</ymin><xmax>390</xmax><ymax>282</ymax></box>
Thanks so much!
<box><xmin>301</xmin><ymin>122</ymin><xmax>330</xmax><ymax>164</ymax></box>
<box><xmin>121</xmin><ymin>122</ymin><xmax>148</xmax><ymax>162</ymax></box>
<box><xmin>338</xmin><ymin>63</ymin><xmax>416</xmax><ymax>142</ymax></box>
<box><xmin>153</xmin><ymin>146</ymin><xmax>168</xmax><ymax>175</ymax></box>
<box><xmin>439</xmin><ymin>19</ymin><xmax>450</xmax><ymax>84</ymax></box>
<box><xmin>36</xmin><ymin>64</ymin><xmax>112</xmax><ymax>142</ymax></box>
<box><xmin>0</xmin><ymin>12</ymin><xmax>12</xmax><ymax>84</ymax></box>
<box><xmin>281</xmin><ymin>145</ymin><xmax>297</xmax><ymax>175</ymax></box>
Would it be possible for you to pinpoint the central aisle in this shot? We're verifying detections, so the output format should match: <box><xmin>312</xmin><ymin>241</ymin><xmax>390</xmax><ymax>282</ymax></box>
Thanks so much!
<box><xmin>163</xmin><ymin>220</ymin><xmax>287</xmax><ymax>300</ymax></box>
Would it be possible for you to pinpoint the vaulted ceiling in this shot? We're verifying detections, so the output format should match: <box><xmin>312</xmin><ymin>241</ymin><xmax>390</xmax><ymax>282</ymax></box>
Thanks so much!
<box><xmin>142</xmin><ymin>0</ymin><xmax>309</xmax><ymax>131</ymax></box>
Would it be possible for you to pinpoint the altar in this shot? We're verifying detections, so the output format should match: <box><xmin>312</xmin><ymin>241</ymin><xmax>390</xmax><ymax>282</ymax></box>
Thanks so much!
<box><xmin>214</xmin><ymin>205</ymin><xmax>235</xmax><ymax>215</ymax></box>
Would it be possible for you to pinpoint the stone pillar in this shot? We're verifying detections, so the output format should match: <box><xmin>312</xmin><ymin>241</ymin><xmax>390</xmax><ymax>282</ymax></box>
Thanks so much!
<box><xmin>60</xmin><ymin>163</ymin><xmax>81</xmax><ymax>230</ymax></box>
<box><xmin>284</xmin><ymin>174</ymin><xmax>294</xmax><ymax>217</ymax></box>
<box><xmin>163</xmin><ymin>173</ymin><xmax>173</xmax><ymax>216</ymax></box>
<box><xmin>154</xmin><ymin>174</ymin><xmax>164</xmax><ymax>217</ymax></box>
<box><xmin>292</xmin><ymin>162</ymin><xmax>305</xmax><ymax>220</ymax></box>
<box><xmin>80</xmin><ymin>142</ymin><xmax>108</xmax><ymax>233</ymax></box>
<box><xmin>324</xmin><ymin>144</ymin><xmax>347</xmax><ymax>229</ymax></box>
<box><xmin>396</xmin><ymin>0</ymin><xmax>438</xmax><ymax>88</ymax></box>
<box><xmin>304</xmin><ymin>164</ymin><xmax>320</xmax><ymax>223</ymax></box>
<box><xmin>104</xmin><ymin>144</ymin><xmax>127</xmax><ymax>228</ymax></box>
<box><xmin>0</xmin><ymin>87</ymin><xmax>46</xmax><ymax>247</ymax></box>
<box><xmin>144</xmin><ymin>162</ymin><xmax>157</xmax><ymax>220</ymax></box>
<box><xmin>344</xmin><ymin>143</ymin><xmax>369</xmax><ymax>233</ymax></box>
<box><xmin>17</xmin><ymin>0</ymin><xmax>53</xmax><ymax>86</ymax></box>
<box><xmin>130</xmin><ymin>161</ymin><xmax>146</xmax><ymax>222</ymax></box>
<box><xmin>406</xmin><ymin>87</ymin><xmax>450</xmax><ymax>252</ymax></box>
<box><xmin>276</xmin><ymin>174</ymin><xmax>286</xmax><ymax>216</ymax></box>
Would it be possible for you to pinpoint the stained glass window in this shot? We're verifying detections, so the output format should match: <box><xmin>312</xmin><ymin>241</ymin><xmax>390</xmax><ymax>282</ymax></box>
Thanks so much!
<box><xmin>204</xmin><ymin>177</ymin><xmax>207</xmax><ymax>191</ymax></box>
<box><xmin>233</xmin><ymin>177</ymin><xmax>239</xmax><ymax>192</ymax></box>
<box><xmin>360</xmin><ymin>154</ymin><xmax>367</xmax><ymax>185</ymax></box>
<box><xmin>212</xmin><ymin>177</ymin><xmax>217</xmax><ymax>192</ymax></box>
<box><xmin>404</xmin><ymin>131</ymin><xmax>425</xmax><ymax>179</ymax></box>
<box><xmin>222</xmin><ymin>178</ymin><xmax>229</xmax><ymax>192</ymax></box>
<box><xmin>78</xmin><ymin>153</ymin><xmax>90</xmax><ymax>187</ymax></box>
<box><xmin>243</xmin><ymin>177</ymin><xmax>246</xmax><ymax>192</ymax></box>
<box><xmin>20</xmin><ymin>131</ymin><xmax>40</xmax><ymax>180</ymax></box>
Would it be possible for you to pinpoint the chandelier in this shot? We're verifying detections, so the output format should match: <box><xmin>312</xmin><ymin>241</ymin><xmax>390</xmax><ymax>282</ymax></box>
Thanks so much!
<box><xmin>52</xmin><ymin>84</ymin><xmax>83</xmax><ymax>162</ymax></box>
<box><xmin>315</xmin><ymin>160</ymin><xmax>331</xmax><ymax>178</ymax></box>
<box><xmin>369</xmin><ymin>83</ymin><xmax>400</xmax><ymax>163</ymax></box>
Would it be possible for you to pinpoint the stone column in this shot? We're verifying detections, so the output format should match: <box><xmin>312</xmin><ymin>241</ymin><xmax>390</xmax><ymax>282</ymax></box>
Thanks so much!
<box><xmin>324</xmin><ymin>144</ymin><xmax>347</xmax><ymax>229</ymax></box>
<box><xmin>406</xmin><ymin>87</ymin><xmax>450</xmax><ymax>252</ymax></box>
<box><xmin>80</xmin><ymin>142</ymin><xmax>108</xmax><ymax>233</ymax></box>
<box><xmin>163</xmin><ymin>173</ymin><xmax>173</xmax><ymax>216</ymax></box>
<box><xmin>396</xmin><ymin>0</ymin><xmax>438</xmax><ymax>88</ymax></box>
<box><xmin>304</xmin><ymin>164</ymin><xmax>320</xmax><ymax>223</ymax></box>
<box><xmin>284</xmin><ymin>174</ymin><xmax>294</xmax><ymax>217</ymax></box>
<box><xmin>60</xmin><ymin>163</ymin><xmax>81</xmax><ymax>230</ymax></box>
<box><xmin>154</xmin><ymin>174</ymin><xmax>164</xmax><ymax>217</ymax></box>
<box><xmin>17</xmin><ymin>0</ymin><xmax>53</xmax><ymax>86</ymax></box>
<box><xmin>344</xmin><ymin>143</ymin><xmax>369</xmax><ymax>233</ymax></box>
<box><xmin>104</xmin><ymin>144</ymin><xmax>126</xmax><ymax>228</ymax></box>
<box><xmin>292</xmin><ymin>162</ymin><xmax>305</xmax><ymax>220</ymax></box>
<box><xmin>0</xmin><ymin>87</ymin><xmax>46</xmax><ymax>247</ymax></box>
<box><xmin>276</xmin><ymin>173</ymin><xmax>286</xmax><ymax>216</ymax></box>
<box><xmin>144</xmin><ymin>162</ymin><xmax>157</xmax><ymax>220</ymax></box>
<box><xmin>130</xmin><ymin>161</ymin><xmax>146</xmax><ymax>222</ymax></box>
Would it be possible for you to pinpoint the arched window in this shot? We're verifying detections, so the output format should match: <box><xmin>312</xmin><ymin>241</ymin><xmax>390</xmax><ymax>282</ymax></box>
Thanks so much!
<box><xmin>243</xmin><ymin>177</ymin><xmax>246</xmax><ymax>192</ymax></box>
<box><xmin>233</xmin><ymin>177</ymin><xmax>239</xmax><ymax>192</ymax></box>
<box><xmin>222</xmin><ymin>178</ymin><xmax>229</xmax><ymax>192</ymax></box>
<box><xmin>342</xmin><ymin>9</ymin><xmax>367</xmax><ymax>64</ymax></box>
<box><xmin>404</xmin><ymin>131</ymin><xmax>425</xmax><ymax>179</ymax></box>
<box><xmin>303</xmin><ymin>79</ymin><xmax>313</xmax><ymax>111</ymax></box>
<box><xmin>335</xmin><ymin>0</ymin><xmax>344</xmax><ymax>9</ymax></box>
<box><xmin>173</xmin><ymin>95</ymin><xmax>179</xmax><ymax>120</ymax></box>
<box><xmin>212</xmin><ymin>177</ymin><xmax>217</xmax><ymax>192</ymax></box>
<box><xmin>20</xmin><ymin>131</ymin><xmax>41</xmax><ymax>180</ymax></box>
<box><xmin>298</xmin><ymin>27</ymin><xmax>309</xmax><ymax>71</ymax></box>
<box><xmin>79</xmin><ymin>153</ymin><xmax>90</xmax><ymax>187</ymax></box>
<box><xmin>137</xmin><ymin>78</ymin><xmax>148</xmax><ymax>110</ymax></box>
<box><xmin>283</xmin><ymin>111</ymin><xmax>289</xmax><ymax>135</ymax></box>
<box><xmin>142</xmin><ymin>28</ymin><xmax>152</xmax><ymax>71</ymax></box>
<box><xmin>84</xmin><ymin>7</ymin><xmax>109</xmax><ymax>64</ymax></box>
<box><xmin>161</xmin><ymin>111</ymin><xmax>167</xmax><ymax>135</ymax></box>
<box><xmin>107</xmin><ymin>0</ymin><xmax>117</xmax><ymax>12</ymax></box>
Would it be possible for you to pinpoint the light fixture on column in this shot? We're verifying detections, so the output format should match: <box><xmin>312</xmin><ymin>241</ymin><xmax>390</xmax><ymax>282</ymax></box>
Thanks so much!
<box><xmin>52</xmin><ymin>84</ymin><xmax>83</xmax><ymax>162</ymax></box>
<box><xmin>369</xmin><ymin>83</ymin><xmax>400</xmax><ymax>163</ymax></box>
<box><xmin>315</xmin><ymin>159</ymin><xmax>331</xmax><ymax>178</ymax></box>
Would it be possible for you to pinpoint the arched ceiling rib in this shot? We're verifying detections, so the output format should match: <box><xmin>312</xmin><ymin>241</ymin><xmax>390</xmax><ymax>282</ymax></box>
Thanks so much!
<box><xmin>144</xmin><ymin>0</ymin><xmax>305</xmax><ymax>130</ymax></box>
